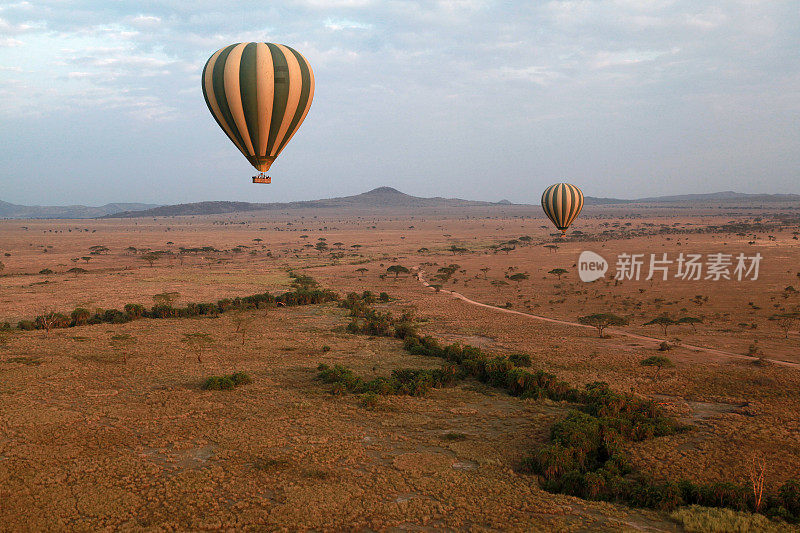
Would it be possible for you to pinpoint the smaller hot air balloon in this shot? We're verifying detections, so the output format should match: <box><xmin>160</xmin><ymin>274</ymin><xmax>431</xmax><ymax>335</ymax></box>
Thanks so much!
<box><xmin>541</xmin><ymin>183</ymin><xmax>584</xmax><ymax>235</ymax></box>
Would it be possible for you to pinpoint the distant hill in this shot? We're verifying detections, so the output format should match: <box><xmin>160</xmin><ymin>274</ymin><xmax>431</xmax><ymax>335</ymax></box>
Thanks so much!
<box><xmin>631</xmin><ymin>191</ymin><xmax>800</xmax><ymax>203</ymax></box>
<box><xmin>0</xmin><ymin>200</ymin><xmax>161</xmax><ymax>219</ymax></box>
<box><xmin>5</xmin><ymin>188</ymin><xmax>799</xmax><ymax>220</ymax></box>
<box><xmin>104</xmin><ymin>187</ymin><xmax>509</xmax><ymax>218</ymax></box>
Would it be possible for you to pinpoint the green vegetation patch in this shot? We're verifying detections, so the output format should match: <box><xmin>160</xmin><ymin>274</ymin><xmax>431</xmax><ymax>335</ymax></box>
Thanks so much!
<box><xmin>201</xmin><ymin>372</ymin><xmax>252</xmax><ymax>391</ymax></box>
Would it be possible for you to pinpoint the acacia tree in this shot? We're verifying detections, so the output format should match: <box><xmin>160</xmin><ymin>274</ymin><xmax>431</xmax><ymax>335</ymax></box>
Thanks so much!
<box><xmin>231</xmin><ymin>312</ymin><xmax>254</xmax><ymax>346</ymax></box>
<box><xmin>507</xmin><ymin>273</ymin><xmax>529</xmax><ymax>284</ymax></box>
<box><xmin>640</xmin><ymin>355</ymin><xmax>674</xmax><ymax>380</ymax></box>
<box><xmin>578</xmin><ymin>313</ymin><xmax>628</xmax><ymax>338</ymax></box>
<box><xmin>548</xmin><ymin>268</ymin><xmax>568</xmax><ymax>280</ymax></box>
<box><xmin>153</xmin><ymin>291</ymin><xmax>180</xmax><ymax>307</ymax></box>
<box><xmin>182</xmin><ymin>333</ymin><xmax>214</xmax><ymax>365</ymax></box>
<box><xmin>141</xmin><ymin>252</ymin><xmax>160</xmax><ymax>267</ymax></box>
<box><xmin>355</xmin><ymin>267</ymin><xmax>368</xmax><ymax>278</ymax></box>
<box><xmin>644</xmin><ymin>315</ymin><xmax>677</xmax><ymax>336</ymax></box>
<box><xmin>479</xmin><ymin>267</ymin><xmax>490</xmax><ymax>279</ymax></box>
<box><xmin>769</xmin><ymin>313</ymin><xmax>797</xmax><ymax>338</ymax></box>
<box><xmin>387</xmin><ymin>265</ymin><xmax>410</xmax><ymax>278</ymax></box>
<box><xmin>677</xmin><ymin>316</ymin><xmax>703</xmax><ymax>332</ymax></box>
<box><xmin>491</xmin><ymin>279</ymin><xmax>509</xmax><ymax>292</ymax></box>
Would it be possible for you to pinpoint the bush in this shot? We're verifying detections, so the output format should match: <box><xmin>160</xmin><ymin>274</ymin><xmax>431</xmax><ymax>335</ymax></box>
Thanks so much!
<box><xmin>102</xmin><ymin>309</ymin><xmax>131</xmax><ymax>324</ymax></box>
<box><xmin>124</xmin><ymin>303</ymin><xmax>145</xmax><ymax>318</ymax></box>
<box><xmin>393</xmin><ymin>321</ymin><xmax>417</xmax><ymax>339</ymax></box>
<box><xmin>70</xmin><ymin>307</ymin><xmax>92</xmax><ymax>326</ymax></box>
<box><xmin>17</xmin><ymin>320</ymin><xmax>36</xmax><ymax>330</ymax></box>
<box><xmin>670</xmin><ymin>505</ymin><xmax>789</xmax><ymax>533</ymax></box>
<box><xmin>34</xmin><ymin>312</ymin><xmax>70</xmax><ymax>330</ymax></box>
<box><xmin>509</xmin><ymin>353</ymin><xmax>532</xmax><ymax>367</ymax></box>
<box><xmin>201</xmin><ymin>372</ymin><xmax>252</xmax><ymax>390</ymax></box>
<box><xmin>358</xmin><ymin>392</ymin><xmax>380</xmax><ymax>409</ymax></box>
<box><xmin>150</xmin><ymin>304</ymin><xmax>176</xmax><ymax>318</ymax></box>
<box><xmin>779</xmin><ymin>480</ymin><xmax>800</xmax><ymax>517</ymax></box>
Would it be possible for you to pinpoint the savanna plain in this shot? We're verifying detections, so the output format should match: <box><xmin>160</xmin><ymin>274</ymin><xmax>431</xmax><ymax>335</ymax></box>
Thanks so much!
<box><xmin>1</xmin><ymin>203</ymin><xmax>799</xmax><ymax>532</ymax></box>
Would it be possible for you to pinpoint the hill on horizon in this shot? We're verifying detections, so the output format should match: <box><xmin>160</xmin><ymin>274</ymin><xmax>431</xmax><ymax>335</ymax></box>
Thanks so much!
<box><xmin>0</xmin><ymin>200</ymin><xmax>160</xmax><ymax>219</ymax></box>
<box><xmin>3</xmin><ymin>188</ymin><xmax>800</xmax><ymax>220</ymax></box>
<box><xmin>103</xmin><ymin>186</ymin><xmax>510</xmax><ymax>218</ymax></box>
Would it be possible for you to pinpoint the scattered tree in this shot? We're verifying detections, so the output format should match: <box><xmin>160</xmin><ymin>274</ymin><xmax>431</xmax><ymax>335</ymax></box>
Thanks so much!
<box><xmin>640</xmin><ymin>355</ymin><xmax>674</xmax><ymax>380</ymax></box>
<box><xmin>749</xmin><ymin>453</ymin><xmax>767</xmax><ymax>512</ymax></box>
<box><xmin>548</xmin><ymin>268</ymin><xmax>568</xmax><ymax>280</ymax></box>
<box><xmin>386</xmin><ymin>265</ymin><xmax>410</xmax><ymax>278</ymax></box>
<box><xmin>507</xmin><ymin>272</ymin><xmax>529</xmax><ymax>283</ymax></box>
<box><xmin>141</xmin><ymin>252</ymin><xmax>160</xmax><ymax>267</ymax></box>
<box><xmin>578</xmin><ymin>313</ymin><xmax>628</xmax><ymax>338</ymax></box>
<box><xmin>153</xmin><ymin>291</ymin><xmax>180</xmax><ymax>307</ymax></box>
<box><xmin>677</xmin><ymin>316</ymin><xmax>703</xmax><ymax>332</ymax></box>
<box><xmin>182</xmin><ymin>333</ymin><xmax>214</xmax><ymax>365</ymax></box>
<box><xmin>644</xmin><ymin>315</ymin><xmax>677</xmax><ymax>336</ymax></box>
<box><xmin>769</xmin><ymin>313</ymin><xmax>797</xmax><ymax>338</ymax></box>
<box><xmin>355</xmin><ymin>267</ymin><xmax>368</xmax><ymax>278</ymax></box>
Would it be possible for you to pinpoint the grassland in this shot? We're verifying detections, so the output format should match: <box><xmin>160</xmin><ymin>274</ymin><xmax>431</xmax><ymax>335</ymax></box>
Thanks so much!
<box><xmin>1</xmin><ymin>204</ymin><xmax>799</xmax><ymax>531</ymax></box>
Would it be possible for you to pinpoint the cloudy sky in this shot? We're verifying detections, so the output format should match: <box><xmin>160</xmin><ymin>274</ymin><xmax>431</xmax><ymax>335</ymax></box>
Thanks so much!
<box><xmin>1</xmin><ymin>1</ymin><xmax>798</xmax><ymax>205</ymax></box>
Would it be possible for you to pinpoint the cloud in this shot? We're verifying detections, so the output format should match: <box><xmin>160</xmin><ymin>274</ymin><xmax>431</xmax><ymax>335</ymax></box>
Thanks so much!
<box><xmin>323</xmin><ymin>18</ymin><xmax>371</xmax><ymax>31</ymax></box>
<box><xmin>130</xmin><ymin>14</ymin><xmax>161</xmax><ymax>27</ymax></box>
<box><xmin>0</xmin><ymin>0</ymin><xmax>799</xmax><ymax>204</ymax></box>
<box><xmin>0</xmin><ymin>37</ymin><xmax>24</xmax><ymax>47</ymax></box>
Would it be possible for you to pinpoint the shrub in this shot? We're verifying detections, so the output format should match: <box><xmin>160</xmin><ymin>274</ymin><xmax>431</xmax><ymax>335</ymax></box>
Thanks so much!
<box><xmin>670</xmin><ymin>505</ymin><xmax>787</xmax><ymax>533</ymax></box>
<box><xmin>358</xmin><ymin>392</ymin><xmax>380</xmax><ymax>409</ymax></box>
<box><xmin>201</xmin><ymin>372</ymin><xmax>252</xmax><ymax>390</ymax></box>
<box><xmin>124</xmin><ymin>303</ymin><xmax>145</xmax><ymax>318</ymax></box>
<box><xmin>70</xmin><ymin>307</ymin><xmax>92</xmax><ymax>326</ymax></box>
<box><xmin>102</xmin><ymin>309</ymin><xmax>131</xmax><ymax>324</ymax></box>
<box><xmin>35</xmin><ymin>312</ymin><xmax>70</xmax><ymax>330</ymax></box>
<box><xmin>150</xmin><ymin>304</ymin><xmax>176</xmax><ymax>318</ymax></box>
<box><xmin>509</xmin><ymin>353</ymin><xmax>532</xmax><ymax>367</ymax></box>
<box><xmin>379</xmin><ymin>292</ymin><xmax>390</xmax><ymax>302</ymax></box>
<box><xmin>779</xmin><ymin>480</ymin><xmax>800</xmax><ymax>517</ymax></box>
<box><xmin>393</xmin><ymin>321</ymin><xmax>417</xmax><ymax>340</ymax></box>
<box><xmin>17</xmin><ymin>320</ymin><xmax>36</xmax><ymax>330</ymax></box>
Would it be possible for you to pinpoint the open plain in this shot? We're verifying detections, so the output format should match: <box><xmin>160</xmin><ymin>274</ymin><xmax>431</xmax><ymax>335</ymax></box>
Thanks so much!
<box><xmin>1</xmin><ymin>199</ymin><xmax>800</xmax><ymax>531</ymax></box>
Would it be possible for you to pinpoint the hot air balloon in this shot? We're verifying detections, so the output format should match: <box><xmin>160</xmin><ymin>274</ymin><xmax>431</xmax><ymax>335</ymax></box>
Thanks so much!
<box><xmin>202</xmin><ymin>42</ymin><xmax>315</xmax><ymax>184</ymax></box>
<box><xmin>541</xmin><ymin>183</ymin><xmax>584</xmax><ymax>235</ymax></box>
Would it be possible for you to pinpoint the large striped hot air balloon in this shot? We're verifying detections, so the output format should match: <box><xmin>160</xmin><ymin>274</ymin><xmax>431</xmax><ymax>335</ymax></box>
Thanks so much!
<box><xmin>202</xmin><ymin>42</ymin><xmax>315</xmax><ymax>183</ymax></box>
<box><xmin>541</xmin><ymin>183</ymin><xmax>584</xmax><ymax>235</ymax></box>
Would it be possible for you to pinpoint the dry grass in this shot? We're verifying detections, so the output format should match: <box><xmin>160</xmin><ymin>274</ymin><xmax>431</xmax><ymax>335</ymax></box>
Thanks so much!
<box><xmin>0</xmin><ymin>205</ymin><xmax>799</xmax><ymax>530</ymax></box>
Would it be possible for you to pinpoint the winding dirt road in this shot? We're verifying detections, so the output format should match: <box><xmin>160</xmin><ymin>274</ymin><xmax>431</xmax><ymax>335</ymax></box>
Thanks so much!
<box><xmin>413</xmin><ymin>268</ymin><xmax>800</xmax><ymax>369</ymax></box>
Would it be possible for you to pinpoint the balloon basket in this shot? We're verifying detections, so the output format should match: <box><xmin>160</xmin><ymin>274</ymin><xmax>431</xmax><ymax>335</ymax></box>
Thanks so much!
<box><xmin>252</xmin><ymin>174</ymin><xmax>271</xmax><ymax>184</ymax></box>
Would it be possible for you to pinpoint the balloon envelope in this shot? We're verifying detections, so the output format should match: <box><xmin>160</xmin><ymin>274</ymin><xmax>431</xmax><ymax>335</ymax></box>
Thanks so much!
<box><xmin>202</xmin><ymin>42</ymin><xmax>315</xmax><ymax>172</ymax></box>
<box><xmin>541</xmin><ymin>183</ymin><xmax>584</xmax><ymax>233</ymax></box>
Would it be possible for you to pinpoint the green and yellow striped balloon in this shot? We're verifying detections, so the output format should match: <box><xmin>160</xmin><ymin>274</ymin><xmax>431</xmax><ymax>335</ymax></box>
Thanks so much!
<box><xmin>202</xmin><ymin>42</ymin><xmax>315</xmax><ymax>173</ymax></box>
<box><xmin>541</xmin><ymin>183</ymin><xmax>584</xmax><ymax>234</ymax></box>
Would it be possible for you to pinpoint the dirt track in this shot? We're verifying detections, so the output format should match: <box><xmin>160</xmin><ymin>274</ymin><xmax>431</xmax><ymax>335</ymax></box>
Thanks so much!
<box><xmin>414</xmin><ymin>267</ymin><xmax>800</xmax><ymax>370</ymax></box>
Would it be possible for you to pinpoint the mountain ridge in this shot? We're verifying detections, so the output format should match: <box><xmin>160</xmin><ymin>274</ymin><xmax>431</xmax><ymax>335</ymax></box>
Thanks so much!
<box><xmin>0</xmin><ymin>200</ymin><xmax>161</xmax><ymax>219</ymax></box>
<box><xmin>103</xmin><ymin>186</ymin><xmax>508</xmax><ymax>218</ymax></box>
<box><xmin>3</xmin><ymin>188</ymin><xmax>800</xmax><ymax>219</ymax></box>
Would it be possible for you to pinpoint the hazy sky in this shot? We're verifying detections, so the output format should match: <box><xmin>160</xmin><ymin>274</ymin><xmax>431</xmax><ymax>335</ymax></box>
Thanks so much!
<box><xmin>1</xmin><ymin>1</ymin><xmax>798</xmax><ymax>206</ymax></box>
